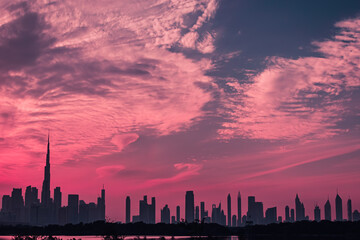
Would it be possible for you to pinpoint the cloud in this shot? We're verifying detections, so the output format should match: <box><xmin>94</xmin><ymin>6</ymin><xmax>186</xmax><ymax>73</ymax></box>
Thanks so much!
<box><xmin>219</xmin><ymin>17</ymin><xmax>360</xmax><ymax>140</ymax></box>
<box><xmin>0</xmin><ymin>0</ymin><xmax>218</xmax><ymax>164</ymax></box>
<box><xmin>96</xmin><ymin>165</ymin><xmax>126</xmax><ymax>178</ymax></box>
<box><xmin>145</xmin><ymin>163</ymin><xmax>203</xmax><ymax>187</ymax></box>
<box><xmin>111</xmin><ymin>133</ymin><xmax>139</xmax><ymax>152</ymax></box>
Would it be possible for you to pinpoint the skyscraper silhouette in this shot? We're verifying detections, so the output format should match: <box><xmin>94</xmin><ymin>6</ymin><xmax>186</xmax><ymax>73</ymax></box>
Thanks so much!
<box><xmin>67</xmin><ymin>194</ymin><xmax>79</xmax><ymax>224</ymax></box>
<box><xmin>54</xmin><ymin>187</ymin><xmax>62</xmax><ymax>223</ymax></box>
<box><xmin>290</xmin><ymin>208</ymin><xmax>295</xmax><ymax>222</ymax></box>
<box><xmin>237</xmin><ymin>192</ymin><xmax>241</xmax><ymax>226</ymax></box>
<box><xmin>185</xmin><ymin>191</ymin><xmax>194</xmax><ymax>223</ymax></box>
<box><xmin>324</xmin><ymin>199</ymin><xmax>331</xmax><ymax>221</ymax></box>
<box><xmin>347</xmin><ymin>198</ymin><xmax>352</xmax><ymax>222</ymax></box>
<box><xmin>176</xmin><ymin>205</ymin><xmax>180</xmax><ymax>223</ymax></box>
<box><xmin>41</xmin><ymin>135</ymin><xmax>51</xmax><ymax>207</ymax></box>
<box><xmin>285</xmin><ymin>206</ymin><xmax>290</xmax><ymax>222</ymax></box>
<box><xmin>247</xmin><ymin>196</ymin><xmax>263</xmax><ymax>225</ymax></box>
<box><xmin>335</xmin><ymin>193</ymin><xmax>343</xmax><ymax>221</ymax></box>
<box><xmin>126</xmin><ymin>196</ymin><xmax>130</xmax><ymax>223</ymax></box>
<box><xmin>227</xmin><ymin>193</ymin><xmax>231</xmax><ymax>227</ymax></box>
<box><xmin>295</xmin><ymin>194</ymin><xmax>305</xmax><ymax>221</ymax></box>
<box><xmin>195</xmin><ymin>206</ymin><xmax>199</xmax><ymax>222</ymax></box>
<box><xmin>160</xmin><ymin>204</ymin><xmax>170</xmax><ymax>224</ymax></box>
<box><xmin>314</xmin><ymin>205</ymin><xmax>321</xmax><ymax>222</ymax></box>
<box><xmin>265</xmin><ymin>207</ymin><xmax>277</xmax><ymax>224</ymax></box>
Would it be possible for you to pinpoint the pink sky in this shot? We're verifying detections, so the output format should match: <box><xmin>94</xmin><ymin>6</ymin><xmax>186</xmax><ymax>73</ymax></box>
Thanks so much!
<box><xmin>0</xmin><ymin>0</ymin><xmax>359</xmax><ymax>222</ymax></box>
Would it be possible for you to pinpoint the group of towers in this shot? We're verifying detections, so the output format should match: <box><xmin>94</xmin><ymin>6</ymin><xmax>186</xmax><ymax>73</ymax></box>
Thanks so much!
<box><xmin>125</xmin><ymin>191</ymin><xmax>359</xmax><ymax>226</ymax></box>
<box><xmin>0</xmin><ymin>135</ymin><xmax>106</xmax><ymax>225</ymax></box>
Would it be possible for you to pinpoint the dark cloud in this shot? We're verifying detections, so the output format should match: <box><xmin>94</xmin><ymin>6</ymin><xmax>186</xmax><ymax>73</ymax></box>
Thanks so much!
<box><xmin>0</xmin><ymin>11</ymin><xmax>55</xmax><ymax>71</ymax></box>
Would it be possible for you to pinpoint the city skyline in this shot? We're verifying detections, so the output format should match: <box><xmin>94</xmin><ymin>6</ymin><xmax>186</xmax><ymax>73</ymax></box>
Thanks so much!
<box><xmin>0</xmin><ymin>137</ymin><xmax>359</xmax><ymax>225</ymax></box>
<box><xmin>0</xmin><ymin>0</ymin><xmax>359</xmax><ymax>224</ymax></box>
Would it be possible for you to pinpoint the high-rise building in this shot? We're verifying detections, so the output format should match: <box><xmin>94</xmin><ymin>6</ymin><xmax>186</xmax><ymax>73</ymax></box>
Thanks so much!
<box><xmin>54</xmin><ymin>187</ymin><xmax>61</xmax><ymax>209</ymax></box>
<box><xmin>247</xmin><ymin>196</ymin><xmax>264</xmax><ymax>225</ymax></box>
<box><xmin>195</xmin><ymin>206</ymin><xmax>199</xmax><ymax>222</ymax></box>
<box><xmin>295</xmin><ymin>194</ymin><xmax>305</xmax><ymax>221</ymax></box>
<box><xmin>265</xmin><ymin>207</ymin><xmax>277</xmax><ymax>224</ymax></box>
<box><xmin>79</xmin><ymin>200</ymin><xmax>90</xmax><ymax>223</ymax></box>
<box><xmin>347</xmin><ymin>198</ymin><xmax>352</xmax><ymax>222</ymax></box>
<box><xmin>126</xmin><ymin>196</ymin><xmax>131</xmax><ymax>223</ymax></box>
<box><xmin>150</xmin><ymin>197</ymin><xmax>155</xmax><ymax>224</ymax></box>
<box><xmin>11</xmin><ymin>188</ymin><xmax>25</xmax><ymax>222</ymax></box>
<box><xmin>54</xmin><ymin>187</ymin><xmax>61</xmax><ymax>224</ymax></box>
<box><xmin>232</xmin><ymin>215</ymin><xmax>237</xmax><ymax>227</ymax></box>
<box><xmin>160</xmin><ymin>204</ymin><xmax>170</xmax><ymax>224</ymax></box>
<box><xmin>137</xmin><ymin>195</ymin><xmax>155</xmax><ymax>224</ymax></box>
<box><xmin>335</xmin><ymin>193</ymin><xmax>343</xmax><ymax>221</ymax></box>
<box><xmin>237</xmin><ymin>192</ymin><xmax>241</xmax><ymax>226</ymax></box>
<box><xmin>324</xmin><ymin>199</ymin><xmax>331</xmax><ymax>221</ymax></box>
<box><xmin>176</xmin><ymin>205</ymin><xmax>180</xmax><ymax>223</ymax></box>
<box><xmin>2</xmin><ymin>195</ymin><xmax>11</xmax><ymax>213</ymax></box>
<box><xmin>41</xmin><ymin>135</ymin><xmax>51</xmax><ymax>207</ymax></box>
<box><xmin>200</xmin><ymin>202</ymin><xmax>205</xmax><ymax>221</ymax></box>
<box><xmin>285</xmin><ymin>206</ymin><xmax>290</xmax><ymax>222</ymax></box>
<box><xmin>314</xmin><ymin>205</ymin><xmax>321</xmax><ymax>222</ymax></box>
<box><xmin>185</xmin><ymin>191</ymin><xmax>194</xmax><ymax>223</ymax></box>
<box><xmin>88</xmin><ymin>202</ymin><xmax>97</xmax><ymax>223</ymax></box>
<box><xmin>353</xmin><ymin>210</ymin><xmax>360</xmax><ymax>221</ymax></box>
<box><xmin>211</xmin><ymin>203</ymin><xmax>226</xmax><ymax>225</ymax></box>
<box><xmin>227</xmin><ymin>193</ymin><xmax>231</xmax><ymax>227</ymax></box>
<box><xmin>290</xmin><ymin>209</ymin><xmax>295</xmax><ymax>222</ymax></box>
<box><xmin>200</xmin><ymin>201</ymin><xmax>209</xmax><ymax>223</ymax></box>
<box><xmin>67</xmin><ymin>194</ymin><xmax>79</xmax><ymax>224</ymax></box>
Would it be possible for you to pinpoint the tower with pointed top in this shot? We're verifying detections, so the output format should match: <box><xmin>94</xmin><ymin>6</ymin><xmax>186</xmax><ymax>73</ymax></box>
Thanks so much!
<box><xmin>335</xmin><ymin>193</ymin><xmax>343</xmax><ymax>221</ymax></box>
<box><xmin>324</xmin><ymin>198</ymin><xmax>331</xmax><ymax>221</ymax></box>
<box><xmin>237</xmin><ymin>192</ymin><xmax>241</xmax><ymax>226</ymax></box>
<box><xmin>295</xmin><ymin>194</ymin><xmax>305</xmax><ymax>221</ymax></box>
<box><xmin>41</xmin><ymin>134</ymin><xmax>51</xmax><ymax>206</ymax></box>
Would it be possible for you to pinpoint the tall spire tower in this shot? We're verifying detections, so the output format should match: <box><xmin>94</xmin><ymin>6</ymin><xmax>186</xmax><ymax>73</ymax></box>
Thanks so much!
<box><xmin>41</xmin><ymin>133</ymin><xmax>51</xmax><ymax>206</ymax></box>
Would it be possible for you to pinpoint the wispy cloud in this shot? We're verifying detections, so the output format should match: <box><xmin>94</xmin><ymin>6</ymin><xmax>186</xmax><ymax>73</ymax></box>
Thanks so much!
<box><xmin>219</xmin><ymin>17</ymin><xmax>360</xmax><ymax>140</ymax></box>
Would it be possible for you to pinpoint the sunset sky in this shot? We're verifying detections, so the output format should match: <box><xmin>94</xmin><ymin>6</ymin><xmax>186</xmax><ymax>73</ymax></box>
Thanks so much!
<box><xmin>0</xmin><ymin>0</ymin><xmax>360</xmax><ymax>222</ymax></box>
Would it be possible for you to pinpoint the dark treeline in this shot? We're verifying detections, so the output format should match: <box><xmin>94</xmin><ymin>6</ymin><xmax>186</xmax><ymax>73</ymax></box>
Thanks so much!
<box><xmin>0</xmin><ymin>221</ymin><xmax>360</xmax><ymax>239</ymax></box>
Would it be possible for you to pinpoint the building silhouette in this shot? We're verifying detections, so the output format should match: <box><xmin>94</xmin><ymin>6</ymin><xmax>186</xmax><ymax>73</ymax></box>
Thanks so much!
<box><xmin>176</xmin><ymin>205</ymin><xmax>180</xmax><ymax>223</ymax></box>
<box><xmin>290</xmin><ymin>208</ymin><xmax>295</xmax><ymax>222</ymax></box>
<box><xmin>285</xmin><ymin>206</ymin><xmax>290</xmax><ymax>222</ymax></box>
<box><xmin>195</xmin><ymin>206</ymin><xmax>199</xmax><ymax>222</ymax></box>
<box><xmin>353</xmin><ymin>210</ymin><xmax>360</xmax><ymax>221</ymax></box>
<box><xmin>347</xmin><ymin>198</ymin><xmax>352</xmax><ymax>222</ymax></box>
<box><xmin>237</xmin><ymin>192</ymin><xmax>241</xmax><ymax>226</ymax></box>
<box><xmin>265</xmin><ymin>207</ymin><xmax>277</xmax><ymax>224</ymax></box>
<box><xmin>314</xmin><ymin>205</ymin><xmax>321</xmax><ymax>222</ymax></box>
<box><xmin>227</xmin><ymin>194</ymin><xmax>231</xmax><ymax>226</ymax></box>
<box><xmin>41</xmin><ymin>135</ymin><xmax>51</xmax><ymax>207</ymax></box>
<box><xmin>132</xmin><ymin>195</ymin><xmax>155</xmax><ymax>224</ymax></box>
<box><xmin>247</xmin><ymin>196</ymin><xmax>264</xmax><ymax>225</ymax></box>
<box><xmin>325</xmin><ymin>199</ymin><xmax>331</xmax><ymax>221</ymax></box>
<box><xmin>185</xmin><ymin>191</ymin><xmax>194</xmax><ymax>223</ymax></box>
<box><xmin>160</xmin><ymin>205</ymin><xmax>170</xmax><ymax>224</ymax></box>
<box><xmin>335</xmin><ymin>193</ymin><xmax>343</xmax><ymax>221</ymax></box>
<box><xmin>211</xmin><ymin>203</ymin><xmax>226</xmax><ymax>225</ymax></box>
<box><xmin>126</xmin><ymin>196</ymin><xmax>130</xmax><ymax>223</ymax></box>
<box><xmin>79</xmin><ymin>200</ymin><xmax>89</xmax><ymax>223</ymax></box>
<box><xmin>295</xmin><ymin>194</ymin><xmax>305</xmax><ymax>221</ymax></box>
<box><xmin>67</xmin><ymin>194</ymin><xmax>79</xmax><ymax>224</ymax></box>
<box><xmin>232</xmin><ymin>214</ymin><xmax>236</xmax><ymax>226</ymax></box>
